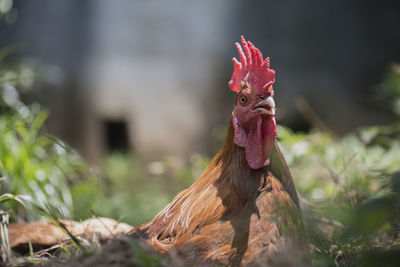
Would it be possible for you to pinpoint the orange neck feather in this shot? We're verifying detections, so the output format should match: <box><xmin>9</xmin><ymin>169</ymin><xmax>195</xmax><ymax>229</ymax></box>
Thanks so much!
<box><xmin>143</xmin><ymin>118</ymin><xmax>269</xmax><ymax>248</ymax></box>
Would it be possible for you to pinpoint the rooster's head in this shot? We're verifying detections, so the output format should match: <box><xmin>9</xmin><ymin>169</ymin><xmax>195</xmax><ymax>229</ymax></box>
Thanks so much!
<box><xmin>229</xmin><ymin>36</ymin><xmax>277</xmax><ymax>170</ymax></box>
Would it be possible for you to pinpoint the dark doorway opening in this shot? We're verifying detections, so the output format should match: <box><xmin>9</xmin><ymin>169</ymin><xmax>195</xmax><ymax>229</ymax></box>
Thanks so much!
<box><xmin>103</xmin><ymin>119</ymin><xmax>130</xmax><ymax>152</ymax></box>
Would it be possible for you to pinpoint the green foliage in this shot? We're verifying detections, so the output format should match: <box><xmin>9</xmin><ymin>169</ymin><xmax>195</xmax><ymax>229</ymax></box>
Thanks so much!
<box><xmin>278</xmin><ymin>124</ymin><xmax>400</xmax><ymax>265</ymax></box>
<box><xmin>279</xmin><ymin>125</ymin><xmax>400</xmax><ymax>205</ymax></box>
<box><xmin>0</xmin><ymin>48</ymin><xmax>92</xmax><ymax>221</ymax></box>
<box><xmin>71</xmin><ymin>153</ymin><xmax>210</xmax><ymax>226</ymax></box>
<box><xmin>0</xmin><ymin>0</ymin><xmax>14</xmax><ymax>22</ymax></box>
<box><xmin>1</xmin><ymin>109</ymin><xmax>66</xmax><ymax>220</ymax></box>
<box><xmin>376</xmin><ymin>64</ymin><xmax>400</xmax><ymax>116</ymax></box>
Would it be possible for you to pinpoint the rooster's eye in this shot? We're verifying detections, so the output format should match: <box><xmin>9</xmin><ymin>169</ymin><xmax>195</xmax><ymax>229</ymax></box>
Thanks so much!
<box><xmin>239</xmin><ymin>95</ymin><xmax>248</xmax><ymax>105</ymax></box>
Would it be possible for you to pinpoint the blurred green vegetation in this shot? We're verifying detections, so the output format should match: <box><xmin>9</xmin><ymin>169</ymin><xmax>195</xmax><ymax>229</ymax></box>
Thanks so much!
<box><xmin>0</xmin><ymin>47</ymin><xmax>96</xmax><ymax>221</ymax></box>
<box><xmin>376</xmin><ymin>64</ymin><xmax>400</xmax><ymax>117</ymax></box>
<box><xmin>278</xmin><ymin>124</ymin><xmax>400</xmax><ymax>266</ymax></box>
<box><xmin>71</xmin><ymin>153</ymin><xmax>210</xmax><ymax>226</ymax></box>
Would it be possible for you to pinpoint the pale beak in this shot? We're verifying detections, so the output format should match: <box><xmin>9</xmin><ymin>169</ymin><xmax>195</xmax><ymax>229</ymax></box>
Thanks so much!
<box><xmin>253</xmin><ymin>96</ymin><xmax>275</xmax><ymax>116</ymax></box>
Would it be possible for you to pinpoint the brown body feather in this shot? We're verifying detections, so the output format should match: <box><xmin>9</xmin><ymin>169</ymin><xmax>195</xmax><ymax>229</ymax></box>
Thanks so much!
<box><xmin>129</xmin><ymin>119</ymin><xmax>304</xmax><ymax>265</ymax></box>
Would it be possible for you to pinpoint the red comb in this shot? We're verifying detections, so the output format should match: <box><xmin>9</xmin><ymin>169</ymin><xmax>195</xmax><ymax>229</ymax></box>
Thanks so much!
<box><xmin>228</xmin><ymin>36</ymin><xmax>275</xmax><ymax>95</ymax></box>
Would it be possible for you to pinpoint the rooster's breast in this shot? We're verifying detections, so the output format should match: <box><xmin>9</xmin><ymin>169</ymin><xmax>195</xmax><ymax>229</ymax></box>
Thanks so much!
<box><xmin>173</xmin><ymin>175</ymin><xmax>302</xmax><ymax>266</ymax></box>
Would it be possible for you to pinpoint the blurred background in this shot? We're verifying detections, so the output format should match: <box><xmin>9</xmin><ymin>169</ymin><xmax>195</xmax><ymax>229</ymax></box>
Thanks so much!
<box><xmin>1</xmin><ymin>2</ymin><xmax>400</xmax><ymax>264</ymax></box>
<box><xmin>1</xmin><ymin>0</ymin><xmax>399</xmax><ymax>161</ymax></box>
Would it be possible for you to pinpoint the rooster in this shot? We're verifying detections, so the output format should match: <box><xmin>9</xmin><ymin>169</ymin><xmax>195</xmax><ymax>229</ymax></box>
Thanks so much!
<box><xmin>128</xmin><ymin>36</ymin><xmax>305</xmax><ymax>265</ymax></box>
<box><xmin>7</xmin><ymin>36</ymin><xmax>305</xmax><ymax>266</ymax></box>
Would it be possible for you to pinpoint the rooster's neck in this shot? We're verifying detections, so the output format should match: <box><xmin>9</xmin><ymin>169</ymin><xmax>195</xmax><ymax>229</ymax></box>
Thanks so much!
<box><xmin>212</xmin><ymin>119</ymin><xmax>270</xmax><ymax>206</ymax></box>
<box><xmin>141</xmin><ymin>119</ymin><xmax>272</xmax><ymax>243</ymax></box>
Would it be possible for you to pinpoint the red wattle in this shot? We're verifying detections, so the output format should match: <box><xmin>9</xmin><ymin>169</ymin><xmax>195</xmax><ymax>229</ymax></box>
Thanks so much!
<box><xmin>245</xmin><ymin>116</ymin><xmax>277</xmax><ymax>169</ymax></box>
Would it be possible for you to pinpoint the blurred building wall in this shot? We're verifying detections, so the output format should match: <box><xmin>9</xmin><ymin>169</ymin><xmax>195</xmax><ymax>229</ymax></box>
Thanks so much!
<box><xmin>1</xmin><ymin>0</ymin><xmax>400</xmax><ymax>161</ymax></box>
<box><xmin>82</xmin><ymin>0</ymin><xmax>232</xmax><ymax>160</ymax></box>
